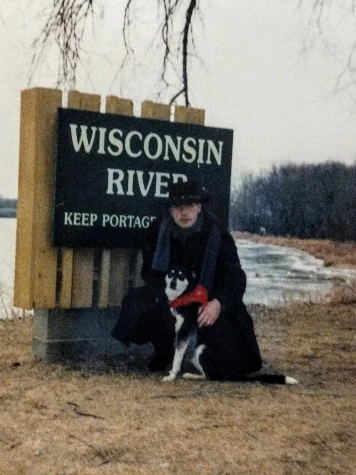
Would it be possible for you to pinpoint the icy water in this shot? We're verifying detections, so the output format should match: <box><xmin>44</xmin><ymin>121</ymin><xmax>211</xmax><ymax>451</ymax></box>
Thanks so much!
<box><xmin>1</xmin><ymin>218</ymin><xmax>355</xmax><ymax>317</ymax></box>
<box><xmin>237</xmin><ymin>239</ymin><xmax>356</xmax><ymax>306</ymax></box>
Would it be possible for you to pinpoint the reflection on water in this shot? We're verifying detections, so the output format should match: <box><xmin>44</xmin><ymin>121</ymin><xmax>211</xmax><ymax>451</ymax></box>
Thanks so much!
<box><xmin>1</xmin><ymin>218</ymin><xmax>356</xmax><ymax>317</ymax></box>
<box><xmin>237</xmin><ymin>239</ymin><xmax>356</xmax><ymax>306</ymax></box>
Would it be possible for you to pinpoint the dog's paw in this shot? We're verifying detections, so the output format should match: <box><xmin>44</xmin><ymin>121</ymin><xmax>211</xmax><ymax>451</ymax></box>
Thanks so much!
<box><xmin>162</xmin><ymin>372</ymin><xmax>177</xmax><ymax>382</ymax></box>
<box><xmin>182</xmin><ymin>372</ymin><xmax>206</xmax><ymax>380</ymax></box>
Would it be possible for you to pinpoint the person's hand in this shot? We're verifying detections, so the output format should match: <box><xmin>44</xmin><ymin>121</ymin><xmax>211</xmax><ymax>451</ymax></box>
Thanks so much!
<box><xmin>197</xmin><ymin>299</ymin><xmax>221</xmax><ymax>327</ymax></box>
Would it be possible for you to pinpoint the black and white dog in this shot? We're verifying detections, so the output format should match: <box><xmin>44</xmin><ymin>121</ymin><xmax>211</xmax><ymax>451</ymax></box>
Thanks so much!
<box><xmin>163</xmin><ymin>265</ymin><xmax>298</xmax><ymax>385</ymax></box>
<box><xmin>164</xmin><ymin>265</ymin><xmax>207</xmax><ymax>382</ymax></box>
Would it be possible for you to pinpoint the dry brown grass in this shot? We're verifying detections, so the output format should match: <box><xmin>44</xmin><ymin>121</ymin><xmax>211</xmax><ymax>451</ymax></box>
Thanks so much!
<box><xmin>328</xmin><ymin>280</ymin><xmax>356</xmax><ymax>305</ymax></box>
<box><xmin>233</xmin><ymin>231</ymin><xmax>356</xmax><ymax>268</ymax></box>
<box><xmin>1</xmin><ymin>301</ymin><xmax>355</xmax><ymax>475</ymax></box>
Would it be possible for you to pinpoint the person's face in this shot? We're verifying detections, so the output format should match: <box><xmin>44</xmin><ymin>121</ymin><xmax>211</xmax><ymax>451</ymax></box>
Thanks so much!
<box><xmin>170</xmin><ymin>203</ymin><xmax>201</xmax><ymax>229</ymax></box>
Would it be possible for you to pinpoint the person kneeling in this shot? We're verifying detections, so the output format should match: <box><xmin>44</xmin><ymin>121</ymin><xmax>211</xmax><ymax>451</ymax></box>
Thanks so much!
<box><xmin>111</xmin><ymin>180</ymin><xmax>262</xmax><ymax>378</ymax></box>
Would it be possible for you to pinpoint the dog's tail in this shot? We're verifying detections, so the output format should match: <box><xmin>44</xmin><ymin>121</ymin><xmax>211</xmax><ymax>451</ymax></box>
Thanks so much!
<box><xmin>244</xmin><ymin>374</ymin><xmax>298</xmax><ymax>385</ymax></box>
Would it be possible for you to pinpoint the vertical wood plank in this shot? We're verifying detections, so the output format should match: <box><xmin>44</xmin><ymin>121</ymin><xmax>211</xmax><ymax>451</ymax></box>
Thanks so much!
<box><xmin>59</xmin><ymin>248</ymin><xmax>73</xmax><ymax>308</ymax></box>
<box><xmin>66</xmin><ymin>91</ymin><xmax>101</xmax><ymax>307</ymax></box>
<box><xmin>105</xmin><ymin>96</ymin><xmax>134</xmax><ymax>116</ymax></box>
<box><xmin>14</xmin><ymin>88</ymin><xmax>62</xmax><ymax>309</ymax></box>
<box><xmin>107</xmin><ymin>249</ymin><xmax>132</xmax><ymax>306</ymax></box>
<box><xmin>141</xmin><ymin>101</ymin><xmax>171</xmax><ymax>120</ymax></box>
<box><xmin>33</xmin><ymin>89</ymin><xmax>63</xmax><ymax>308</ymax></box>
<box><xmin>14</xmin><ymin>90</ymin><xmax>38</xmax><ymax>309</ymax></box>
<box><xmin>104</xmin><ymin>96</ymin><xmax>134</xmax><ymax>306</ymax></box>
<box><xmin>68</xmin><ymin>90</ymin><xmax>101</xmax><ymax>113</ymax></box>
<box><xmin>131</xmin><ymin>250</ymin><xmax>144</xmax><ymax>288</ymax></box>
<box><xmin>71</xmin><ymin>249</ymin><xmax>95</xmax><ymax>307</ymax></box>
<box><xmin>174</xmin><ymin>105</ymin><xmax>205</xmax><ymax>125</ymax></box>
<box><xmin>97</xmin><ymin>249</ymin><xmax>110</xmax><ymax>307</ymax></box>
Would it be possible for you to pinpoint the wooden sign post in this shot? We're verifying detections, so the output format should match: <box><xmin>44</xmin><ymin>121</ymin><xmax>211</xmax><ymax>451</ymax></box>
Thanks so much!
<box><xmin>14</xmin><ymin>88</ymin><xmax>215</xmax><ymax>361</ymax></box>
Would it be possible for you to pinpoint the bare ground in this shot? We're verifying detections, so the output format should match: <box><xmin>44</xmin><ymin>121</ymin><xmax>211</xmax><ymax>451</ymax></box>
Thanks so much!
<box><xmin>1</xmin><ymin>300</ymin><xmax>355</xmax><ymax>475</ymax></box>
<box><xmin>1</xmin><ymin>234</ymin><xmax>355</xmax><ymax>474</ymax></box>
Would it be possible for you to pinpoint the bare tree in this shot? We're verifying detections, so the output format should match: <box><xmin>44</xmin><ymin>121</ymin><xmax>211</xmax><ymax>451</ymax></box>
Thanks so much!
<box><xmin>29</xmin><ymin>0</ymin><xmax>200</xmax><ymax>106</ymax></box>
<box><xmin>230</xmin><ymin>162</ymin><xmax>356</xmax><ymax>240</ymax></box>
<box><xmin>296</xmin><ymin>0</ymin><xmax>356</xmax><ymax>99</ymax></box>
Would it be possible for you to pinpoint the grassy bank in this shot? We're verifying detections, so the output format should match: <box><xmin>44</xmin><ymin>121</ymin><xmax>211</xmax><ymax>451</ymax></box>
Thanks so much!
<box><xmin>1</xmin><ymin>300</ymin><xmax>355</xmax><ymax>474</ymax></box>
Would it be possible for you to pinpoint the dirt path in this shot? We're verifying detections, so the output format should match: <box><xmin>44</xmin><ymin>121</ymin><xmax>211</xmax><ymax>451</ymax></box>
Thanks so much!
<box><xmin>1</xmin><ymin>301</ymin><xmax>355</xmax><ymax>474</ymax></box>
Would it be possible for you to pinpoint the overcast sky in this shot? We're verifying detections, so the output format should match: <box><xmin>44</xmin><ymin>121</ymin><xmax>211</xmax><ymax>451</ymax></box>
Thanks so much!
<box><xmin>1</xmin><ymin>0</ymin><xmax>356</xmax><ymax>198</ymax></box>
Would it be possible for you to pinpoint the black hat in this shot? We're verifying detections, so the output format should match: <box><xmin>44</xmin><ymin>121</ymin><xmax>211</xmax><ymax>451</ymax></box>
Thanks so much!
<box><xmin>167</xmin><ymin>180</ymin><xmax>210</xmax><ymax>206</ymax></box>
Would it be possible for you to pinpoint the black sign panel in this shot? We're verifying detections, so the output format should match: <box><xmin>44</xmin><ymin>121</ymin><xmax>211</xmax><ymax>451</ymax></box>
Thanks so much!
<box><xmin>53</xmin><ymin>108</ymin><xmax>233</xmax><ymax>248</ymax></box>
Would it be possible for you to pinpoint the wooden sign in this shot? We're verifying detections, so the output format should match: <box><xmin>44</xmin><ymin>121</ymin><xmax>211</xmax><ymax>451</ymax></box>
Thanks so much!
<box><xmin>53</xmin><ymin>108</ymin><xmax>233</xmax><ymax>248</ymax></box>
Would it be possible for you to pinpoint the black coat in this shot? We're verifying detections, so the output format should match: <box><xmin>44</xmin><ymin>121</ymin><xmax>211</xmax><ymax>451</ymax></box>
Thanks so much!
<box><xmin>111</xmin><ymin>211</ymin><xmax>262</xmax><ymax>377</ymax></box>
<box><xmin>140</xmin><ymin>211</ymin><xmax>262</xmax><ymax>376</ymax></box>
<box><xmin>141</xmin><ymin>212</ymin><xmax>246</xmax><ymax>314</ymax></box>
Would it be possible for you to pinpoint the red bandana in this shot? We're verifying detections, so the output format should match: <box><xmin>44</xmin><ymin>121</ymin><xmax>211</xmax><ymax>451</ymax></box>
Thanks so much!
<box><xmin>169</xmin><ymin>284</ymin><xmax>209</xmax><ymax>308</ymax></box>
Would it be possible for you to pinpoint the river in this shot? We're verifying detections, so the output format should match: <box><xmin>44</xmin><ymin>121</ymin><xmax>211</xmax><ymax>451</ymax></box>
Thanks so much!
<box><xmin>239</xmin><ymin>239</ymin><xmax>356</xmax><ymax>305</ymax></box>
<box><xmin>1</xmin><ymin>218</ymin><xmax>355</xmax><ymax>318</ymax></box>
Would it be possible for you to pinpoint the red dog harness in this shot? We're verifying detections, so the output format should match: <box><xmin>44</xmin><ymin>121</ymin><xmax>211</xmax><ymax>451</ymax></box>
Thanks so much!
<box><xmin>169</xmin><ymin>284</ymin><xmax>209</xmax><ymax>308</ymax></box>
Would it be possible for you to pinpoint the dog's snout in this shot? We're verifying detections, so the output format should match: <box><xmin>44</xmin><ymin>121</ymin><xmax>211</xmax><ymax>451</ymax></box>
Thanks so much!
<box><xmin>170</xmin><ymin>278</ymin><xmax>177</xmax><ymax>290</ymax></box>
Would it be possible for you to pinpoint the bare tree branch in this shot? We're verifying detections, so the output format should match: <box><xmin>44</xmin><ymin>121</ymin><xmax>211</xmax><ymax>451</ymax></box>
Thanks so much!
<box><xmin>29</xmin><ymin>0</ymin><xmax>95</xmax><ymax>88</ymax></box>
<box><xmin>296</xmin><ymin>0</ymin><xmax>356</xmax><ymax>101</ymax></box>
<box><xmin>182</xmin><ymin>0</ymin><xmax>196</xmax><ymax>106</ymax></box>
<box><xmin>30</xmin><ymin>0</ymin><xmax>201</xmax><ymax>106</ymax></box>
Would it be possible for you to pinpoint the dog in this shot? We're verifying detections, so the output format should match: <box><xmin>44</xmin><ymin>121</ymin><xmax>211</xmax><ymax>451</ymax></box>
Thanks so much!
<box><xmin>163</xmin><ymin>265</ymin><xmax>207</xmax><ymax>382</ymax></box>
<box><xmin>163</xmin><ymin>265</ymin><xmax>298</xmax><ymax>385</ymax></box>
